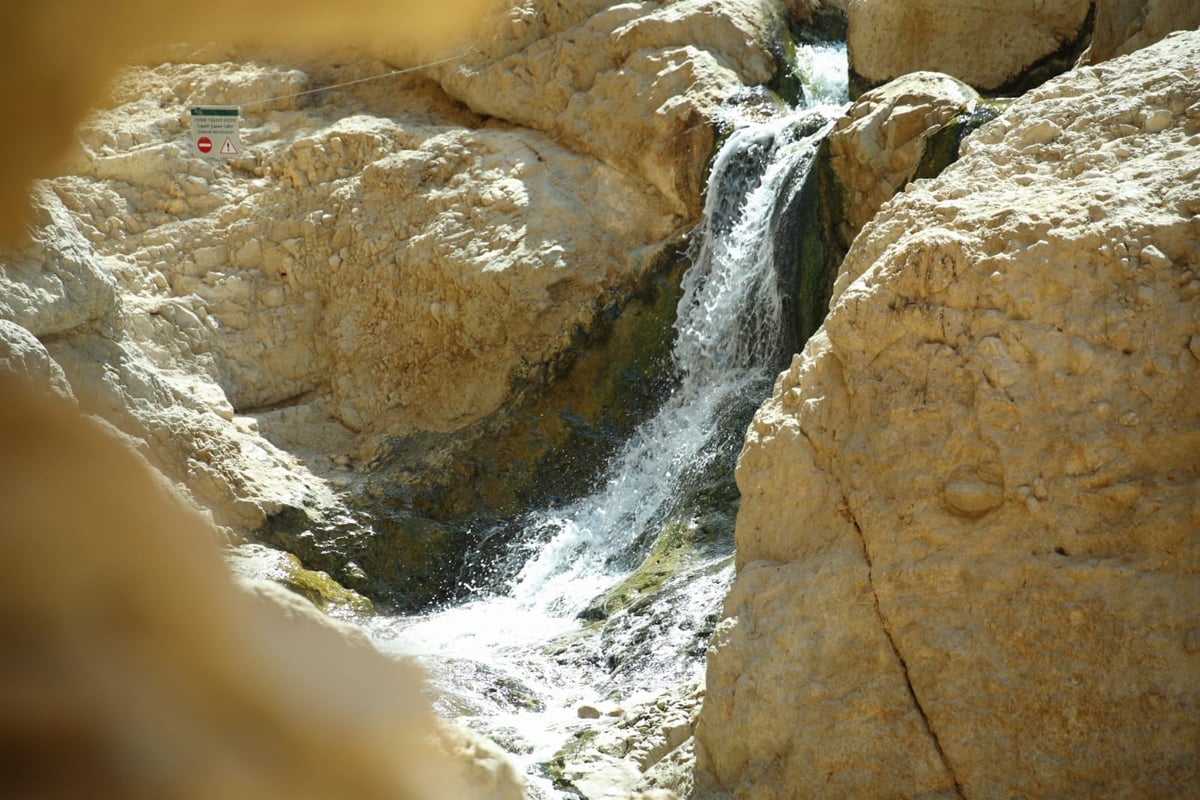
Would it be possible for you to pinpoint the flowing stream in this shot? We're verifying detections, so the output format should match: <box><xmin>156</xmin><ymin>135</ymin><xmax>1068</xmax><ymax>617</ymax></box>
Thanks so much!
<box><xmin>366</xmin><ymin>43</ymin><xmax>848</xmax><ymax>797</ymax></box>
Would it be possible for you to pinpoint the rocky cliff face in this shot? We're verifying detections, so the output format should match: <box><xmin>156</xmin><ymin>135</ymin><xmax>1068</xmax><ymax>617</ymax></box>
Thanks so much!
<box><xmin>695</xmin><ymin>29</ymin><xmax>1200</xmax><ymax>799</ymax></box>
<box><xmin>0</xmin><ymin>2</ymin><xmax>795</xmax><ymax>798</ymax></box>
<box><xmin>7</xmin><ymin>2</ymin><xmax>1199</xmax><ymax>798</ymax></box>
<box><xmin>1</xmin><ymin>1</ymin><xmax>789</xmax><ymax>547</ymax></box>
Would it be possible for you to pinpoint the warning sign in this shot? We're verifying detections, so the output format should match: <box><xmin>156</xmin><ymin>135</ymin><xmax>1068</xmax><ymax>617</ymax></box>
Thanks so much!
<box><xmin>189</xmin><ymin>107</ymin><xmax>242</xmax><ymax>159</ymax></box>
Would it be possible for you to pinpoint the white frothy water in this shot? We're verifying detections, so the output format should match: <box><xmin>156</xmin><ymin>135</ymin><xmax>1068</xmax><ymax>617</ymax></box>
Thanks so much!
<box><xmin>507</xmin><ymin>109</ymin><xmax>837</xmax><ymax>616</ymax></box>
<box><xmin>798</xmin><ymin>42</ymin><xmax>850</xmax><ymax>106</ymax></box>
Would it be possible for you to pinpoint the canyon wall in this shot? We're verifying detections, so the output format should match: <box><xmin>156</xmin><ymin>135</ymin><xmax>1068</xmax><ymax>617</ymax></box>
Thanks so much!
<box><xmin>1</xmin><ymin>1</ymin><xmax>788</xmax><ymax>542</ymax></box>
<box><xmin>0</xmin><ymin>2</ymin><xmax>792</xmax><ymax>798</ymax></box>
<box><xmin>695</xmin><ymin>30</ymin><xmax>1200</xmax><ymax>799</ymax></box>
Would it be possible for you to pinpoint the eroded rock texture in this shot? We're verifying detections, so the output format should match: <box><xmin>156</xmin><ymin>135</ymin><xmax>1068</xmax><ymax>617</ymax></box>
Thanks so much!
<box><xmin>847</xmin><ymin>0</ymin><xmax>1200</xmax><ymax>96</ymax></box>
<box><xmin>1084</xmin><ymin>0</ymin><xmax>1200</xmax><ymax>64</ymax></box>
<box><xmin>847</xmin><ymin>0</ymin><xmax>1093</xmax><ymax>94</ymax></box>
<box><xmin>0</xmin><ymin>2</ymin><xmax>788</xmax><ymax>796</ymax></box>
<box><xmin>434</xmin><ymin>0</ymin><xmax>783</xmax><ymax>217</ymax></box>
<box><xmin>827</xmin><ymin>70</ymin><xmax>979</xmax><ymax>252</ymax></box>
<box><xmin>696</xmin><ymin>30</ymin><xmax>1200</xmax><ymax>799</ymax></box>
<box><xmin>0</xmin><ymin>1</ymin><xmax>786</xmax><ymax>537</ymax></box>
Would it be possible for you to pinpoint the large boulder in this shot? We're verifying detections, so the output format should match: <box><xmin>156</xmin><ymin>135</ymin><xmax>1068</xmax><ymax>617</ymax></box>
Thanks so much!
<box><xmin>826</xmin><ymin>70</ymin><xmax>980</xmax><ymax>251</ymax></box>
<box><xmin>847</xmin><ymin>0</ymin><xmax>1093</xmax><ymax>95</ymax></box>
<box><xmin>1083</xmin><ymin>0</ymin><xmax>1200</xmax><ymax>64</ymax></box>
<box><xmin>431</xmin><ymin>0</ymin><xmax>786</xmax><ymax>218</ymax></box>
<box><xmin>696</xmin><ymin>30</ymin><xmax>1200</xmax><ymax>799</ymax></box>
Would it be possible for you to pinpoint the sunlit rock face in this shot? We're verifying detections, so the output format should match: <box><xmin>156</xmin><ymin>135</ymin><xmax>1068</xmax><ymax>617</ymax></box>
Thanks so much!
<box><xmin>827</xmin><ymin>70</ymin><xmax>979</xmax><ymax>251</ymax></box>
<box><xmin>0</xmin><ymin>1</ymin><xmax>787</xmax><ymax>797</ymax></box>
<box><xmin>846</xmin><ymin>0</ymin><xmax>1200</xmax><ymax>96</ymax></box>
<box><xmin>1082</xmin><ymin>0</ymin><xmax>1200</xmax><ymax>64</ymax></box>
<box><xmin>1</xmin><ymin>1</ymin><xmax>789</xmax><ymax>533</ymax></box>
<box><xmin>433</xmin><ymin>0</ymin><xmax>784</xmax><ymax>218</ymax></box>
<box><xmin>695</xmin><ymin>30</ymin><xmax>1200</xmax><ymax>799</ymax></box>
<box><xmin>2</xmin><ymin>64</ymin><xmax>678</xmax><ymax>530</ymax></box>
<box><xmin>846</xmin><ymin>0</ymin><xmax>1094</xmax><ymax>94</ymax></box>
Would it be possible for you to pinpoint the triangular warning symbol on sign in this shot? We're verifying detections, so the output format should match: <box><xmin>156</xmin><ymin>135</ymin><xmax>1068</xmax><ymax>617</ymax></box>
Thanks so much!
<box><xmin>220</xmin><ymin>137</ymin><xmax>239</xmax><ymax>155</ymax></box>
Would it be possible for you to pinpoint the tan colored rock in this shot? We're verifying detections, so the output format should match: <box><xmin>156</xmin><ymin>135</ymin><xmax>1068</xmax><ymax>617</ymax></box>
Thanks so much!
<box><xmin>0</xmin><ymin>185</ymin><xmax>118</xmax><ymax>336</ymax></box>
<box><xmin>2</xmin><ymin>53</ymin><xmax>681</xmax><ymax>525</ymax></box>
<box><xmin>697</xmin><ymin>30</ymin><xmax>1200</xmax><ymax>798</ymax></box>
<box><xmin>433</xmin><ymin>0</ymin><xmax>784</xmax><ymax>217</ymax></box>
<box><xmin>1084</xmin><ymin>0</ymin><xmax>1200</xmax><ymax>64</ymax></box>
<box><xmin>0</xmin><ymin>376</ymin><xmax>522</xmax><ymax>800</ymax></box>
<box><xmin>0</xmin><ymin>318</ymin><xmax>74</xmax><ymax>400</ymax></box>
<box><xmin>827</xmin><ymin>70</ymin><xmax>978</xmax><ymax>248</ymax></box>
<box><xmin>847</xmin><ymin>0</ymin><xmax>1092</xmax><ymax>93</ymax></box>
<box><xmin>0</xmin><ymin>0</ymin><xmax>493</xmax><ymax>242</ymax></box>
<box><xmin>3</xmin><ymin>1</ymin><xmax>789</xmax><ymax>530</ymax></box>
<box><xmin>557</xmin><ymin>684</ymin><xmax>701</xmax><ymax>800</ymax></box>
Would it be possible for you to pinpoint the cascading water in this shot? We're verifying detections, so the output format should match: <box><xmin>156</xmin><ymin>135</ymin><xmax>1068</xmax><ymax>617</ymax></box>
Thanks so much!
<box><xmin>505</xmin><ymin>108</ymin><xmax>837</xmax><ymax>619</ymax></box>
<box><xmin>366</xmin><ymin>43</ymin><xmax>848</xmax><ymax>797</ymax></box>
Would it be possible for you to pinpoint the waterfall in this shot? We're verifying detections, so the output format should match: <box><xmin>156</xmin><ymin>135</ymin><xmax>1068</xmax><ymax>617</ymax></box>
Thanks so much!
<box><xmin>367</xmin><ymin>41</ymin><xmax>849</xmax><ymax>798</ymax></box>
<box><xmin>505</xmin><ymin>108</ymin><xmax>837</xmax><ymax>617</ymax></box>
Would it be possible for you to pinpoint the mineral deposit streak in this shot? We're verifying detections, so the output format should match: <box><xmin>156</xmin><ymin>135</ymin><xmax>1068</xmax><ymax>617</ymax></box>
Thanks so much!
<box><xmin>368</xmin><ymin>43</ymin><xmax>848</xmax><ymax>796</ymax></box>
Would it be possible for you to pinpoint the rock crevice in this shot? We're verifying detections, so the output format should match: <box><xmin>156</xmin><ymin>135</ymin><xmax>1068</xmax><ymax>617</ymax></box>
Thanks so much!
<box><xmin>801</xmin><ymin>383</ymin><xmax>967</xmax><ymax>799</ymax></box>
<box><xmin>851</xmin><ymin>504</ymin><xmax>966</xmax><ymax>800</ymax></box>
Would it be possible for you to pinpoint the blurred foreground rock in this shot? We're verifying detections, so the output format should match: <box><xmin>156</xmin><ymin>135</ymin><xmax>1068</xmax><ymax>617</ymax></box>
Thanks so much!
<box><xmin>1</xmin><ymin>0</ymin><xmax>797</xmax><ymax>609</ymax></box>
<box><xmin>0</xmin><ymin>376</ymin><xmax>522</xmax><ymax>800</ymax></box>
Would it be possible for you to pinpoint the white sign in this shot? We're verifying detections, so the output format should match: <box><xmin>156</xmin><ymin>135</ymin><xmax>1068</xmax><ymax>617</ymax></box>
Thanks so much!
<box><xmin>189</xmin><ymin>106</ymin><xmax>242</xmax><ymax>159</ymax></box>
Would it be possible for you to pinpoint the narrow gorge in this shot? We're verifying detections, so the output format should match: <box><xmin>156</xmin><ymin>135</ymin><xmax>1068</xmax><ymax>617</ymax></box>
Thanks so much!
<box><xmin>1</xmin><ymin>2</ymin><xmax>1198</xmax><ymax>800</ymax></box>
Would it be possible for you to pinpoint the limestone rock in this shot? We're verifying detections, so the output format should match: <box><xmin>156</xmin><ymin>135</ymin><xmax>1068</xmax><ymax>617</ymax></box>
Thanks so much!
<box><xmin>233</xmin><ymin>546</ymin><xmax>375</xmax><ymax>618</ymax></box>
<box><xmin>0</xmin><ymin>48</ymin><xmax>683</xmax><ymax>530</ymax></box>
<box><xmin>0</xmin><ymin>376</ymin><xmax>523</xmax><ymax>800</ymax></box>
<box><xmin>697</xmin><ymin>30</ymin><xmax>1200</xmax><ymax>798</ymax></box>
<box><xmin>827</xmin><ymin>70</ymin><xmax>979</xmax><ymax>249</ymax></box>
<box><xmin>432</xmin><ymin>0</ymin><xmax>785</xmax><ymax>217</ymax></box>
<box><xmin>40</xmin><ymin>327</ymin><xmax>333</xmax><ymax>532</ymax></box>
<box><xmin>0</xmin><ymin>0</ymin><xmax>498</xmax><ymax>242</ymax></box>
<box><xmin>0</xmin><ymin>186</ymin><xmax>118</xmax><ymax>336</ymax></box>
<box><xmin>847</xmin><ymin>0</ymin><xmax>1093</xmax><ymax>94</ymax></box>
<box><xmin>0</xmin><ymin>0</ymin><xmax>790</xmax><ymax>596</ymax></box>
<box><xmin>1084</xmin><ymin>0</ymin><xmax>1200</xmax><ymax>64</ymax></box>
<box><xmin>48</xmin><ymin>62</ymin><xmax>681</xmax><ymax>439</ymax></box>
<box><xmin>0</xmin><ymin>318</ymin><xmax>74</xmax><ymax>400</ymax></box>
<box><xmin>553</xmin><ymin>684</ymin><xmax>701</xmax><ymax>800</ymax></box>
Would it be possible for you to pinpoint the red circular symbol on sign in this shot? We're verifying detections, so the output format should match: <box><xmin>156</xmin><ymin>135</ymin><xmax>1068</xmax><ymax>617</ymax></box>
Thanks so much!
<box><xmin>197</xmin><ymin>136</ymin><xmax>212</xmax><ymax>153</ymax></box>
